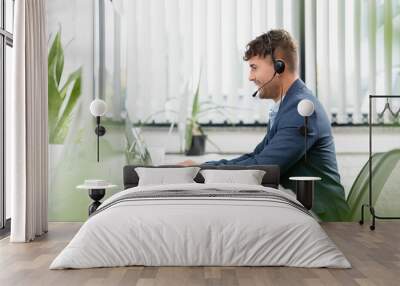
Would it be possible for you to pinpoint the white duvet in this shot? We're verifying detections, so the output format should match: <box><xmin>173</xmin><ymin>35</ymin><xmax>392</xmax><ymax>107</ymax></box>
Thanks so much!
<box><xmin>50</xmin><ymin>183</ymin><xmax>351</xmax><ymax>269</ymax></box>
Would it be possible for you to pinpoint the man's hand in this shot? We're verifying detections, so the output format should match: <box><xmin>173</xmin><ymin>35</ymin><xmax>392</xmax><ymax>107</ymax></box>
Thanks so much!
<box><xmin>177</xmin><ymin>159</ymin><xmax>199</xmax><ymax>166</ymax></box>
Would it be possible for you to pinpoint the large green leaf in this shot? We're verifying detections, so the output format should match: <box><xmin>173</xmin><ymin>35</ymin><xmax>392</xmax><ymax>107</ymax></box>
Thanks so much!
<box><xmin>48</xmin><ymin>32</ymin><xmax>59</xmax><ymax>73</ymax></box>
<box><xmin>48</xmin><ymin>32</ymin><xmax>63</xmax><ymax>140</ymax></box>
<box><xmin>347</xmin><ymin>150</ymin><xmax>400</xmax><ymax>221</ymax></box>
<box><xmin>48</xmin><ymin>73</ymin><xmax>63</xmax><ymax>141</ymax></box>
<box><xmin>48</xmin><ymin>32</ymin><xmax>64</xmax><ymax>87</ymax></box>
<box><xmin>56</xmin><ymin>38</ymin><xmax>64</xmax><ymax>87</ymax></box>
<box><xmin>52</xmin><ymin>68</ymin><xmax>82</xmax><ymax>142</ymax></box>
<box><xmin>48</xmin><ymin>31</ymin><xmax>82</xmax><ymax>144</ymax></box>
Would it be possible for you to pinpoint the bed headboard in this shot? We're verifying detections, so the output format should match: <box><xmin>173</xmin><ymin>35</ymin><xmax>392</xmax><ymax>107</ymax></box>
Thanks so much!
<box><xmin>123</xmin><ymin>165</ymin><xmax>280</xmax><ymax>189</ymax></box>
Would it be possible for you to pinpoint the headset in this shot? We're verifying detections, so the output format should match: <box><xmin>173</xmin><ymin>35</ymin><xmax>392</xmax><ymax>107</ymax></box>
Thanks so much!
<box><xmin>252</xmin><ymin>31</ymin><xmax>286</xmax><ymax>97</ymax></box>
<box><xmin>266</xmin><ymin>32</ymin><xmax>286</xmax><ymax>75</ymax></box>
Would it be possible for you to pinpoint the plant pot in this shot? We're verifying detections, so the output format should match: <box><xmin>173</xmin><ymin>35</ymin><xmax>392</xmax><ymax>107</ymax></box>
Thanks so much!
<box><xmin>186</xmin><ymin>135</ymin><xmax>207</xmax><ymax>156</ymax></box>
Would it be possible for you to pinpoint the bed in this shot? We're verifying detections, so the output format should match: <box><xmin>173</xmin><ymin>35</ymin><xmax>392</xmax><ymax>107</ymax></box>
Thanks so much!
<box><xmin>50</xmin><ymin>165</ymin><xmax>350</xmax><ymax>269</ymax></box>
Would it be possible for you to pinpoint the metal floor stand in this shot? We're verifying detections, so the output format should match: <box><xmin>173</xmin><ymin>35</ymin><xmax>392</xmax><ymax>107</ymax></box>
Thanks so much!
<box><xmin>360</xmin><ymin>95</ymin><xmax>400</xmax><ymax>230</ymax></box>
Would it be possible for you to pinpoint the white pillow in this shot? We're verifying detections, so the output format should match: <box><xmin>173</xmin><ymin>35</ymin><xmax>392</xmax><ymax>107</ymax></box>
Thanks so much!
<box><xmin>135</xmin><ymin>167</ymin><xmax>201</xmax><ymax>186</ymax></box>
<box><xmin>200</xmin><ymin>169</ymin><xmax>266</xmax><ymax>185</ymax></box>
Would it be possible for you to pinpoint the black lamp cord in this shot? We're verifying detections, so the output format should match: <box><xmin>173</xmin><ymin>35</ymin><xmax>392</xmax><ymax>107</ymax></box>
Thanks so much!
<box><xmin>96</xmin><ymin>116</ymin><xmax>100</xmax><ymax>162</ymax></box>
<box><xmin>304</xmin><ymin>116</ymin><xmax>308</xmax><ymax>163</ymax></box>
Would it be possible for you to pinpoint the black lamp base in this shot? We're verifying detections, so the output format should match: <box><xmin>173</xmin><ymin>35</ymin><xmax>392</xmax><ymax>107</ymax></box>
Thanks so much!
<box><xmin>88</xmin><ymin>189</ymin><xmax>105</xmax><ymax>215</ymax></box>
<box><xmin>295</xmin><ymin>180</ymin><xmax>314</xmax><ymax>210</ymax></box>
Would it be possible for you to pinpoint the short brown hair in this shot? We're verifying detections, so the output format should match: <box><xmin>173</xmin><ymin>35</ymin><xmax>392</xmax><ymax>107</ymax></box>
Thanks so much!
<box><xmin>243</xmin><ymin>29</ymin><xmax>298</xmax><ymax>72</ymax></box>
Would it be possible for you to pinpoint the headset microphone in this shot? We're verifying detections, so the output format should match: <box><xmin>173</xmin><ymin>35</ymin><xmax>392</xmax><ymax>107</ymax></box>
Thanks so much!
<box><xmin>252</xmin><ymin>72</ymin><xmax>277</xmax><ymax>98</ymax></box>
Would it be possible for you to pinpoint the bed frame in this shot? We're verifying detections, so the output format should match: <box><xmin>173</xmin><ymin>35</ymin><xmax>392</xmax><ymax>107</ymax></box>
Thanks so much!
<box><xmin>123</xmin><ymin>165</ymin><xmax>280</xmax><ymax>189</ymax></box>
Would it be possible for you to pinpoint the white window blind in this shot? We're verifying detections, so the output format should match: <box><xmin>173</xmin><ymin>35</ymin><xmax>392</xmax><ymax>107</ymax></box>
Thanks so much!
<box><xmin>103</xmin><ymin>0</ymin><xmax>400</xmax><ymax>125</ymax></box>
<box><xmin>308</xmin><ymin>0</ymin><xmax>400</xmax><ymax>124</ymax></box>
<box><xmin>119</xmin><ymin>0</ymin><xmax>301</xmax><ymax>125</ymax></box>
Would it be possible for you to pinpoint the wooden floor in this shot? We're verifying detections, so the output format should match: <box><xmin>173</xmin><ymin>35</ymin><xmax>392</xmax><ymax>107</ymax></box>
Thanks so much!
<box><xmin>0</xmin><ymin>222</ymin><xmax>399</xmax><ymax>286</ymax></box>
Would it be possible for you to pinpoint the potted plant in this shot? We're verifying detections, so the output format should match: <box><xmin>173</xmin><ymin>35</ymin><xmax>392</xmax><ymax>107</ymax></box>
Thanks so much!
<box><xmin>184</xmin><ymin>83</ymin><xmax>239</xmax><ymax>156</ymax></box>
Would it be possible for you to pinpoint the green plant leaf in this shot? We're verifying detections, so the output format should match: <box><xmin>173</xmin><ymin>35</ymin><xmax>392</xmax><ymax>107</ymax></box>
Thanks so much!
<box><xmin>346</xmin><ymin>150</ymin><xmax>400</xmax><ymax>221</ymax></box>
<box><xmin>52</xmin><ymin>68</ymin><xmax>82</xmax><ymax>143</ymax></box>
<box><xmin>55</xmin><ymin>35</ymin><xmax>64</xmax><ymax>86</ymax></box>
<box><xmin>48</xmin><ymin>32</ymin><xmax>65</xmax><ymax>143</ymax></box>
<box><xmin>59</xmin><ymin>69</ymin><xmax>81</xmax><ymax>99</ymax></box>
<box><xmin>48</xmin><ymin>32</ymin><xmax>83</xmax><ymax>144</ymax></box>
<box><xmin>48</xmin><ymin>32</ymin><xmax>64</xmax><ymax>87</ymax></box>
<box><xmin>48</xmin><ymin>32</ymin><xmax>59</xmax><ymax>74</ymax></box>
<box><xmin>52</xmin><ymin>117</ymin><xmax>71</xmax><ymax>144</ymax></box>
<box><xmin>48</xmin><ymin>70</ymin><xmax>63</xmax><ymax>142</ymax></box>
<box><xmin>185</xmin><ymin>120</ymin><xmax>194</xmax><ymax>151</ymax></box>
<box><xmin>192</xmin><ymin>85</ymin><xmax>200</xmax><ymax>117</ymax></box>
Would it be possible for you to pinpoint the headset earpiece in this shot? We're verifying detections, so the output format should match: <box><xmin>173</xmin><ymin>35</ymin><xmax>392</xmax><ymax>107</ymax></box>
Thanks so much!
<box><xmin>265</xmin><ymin>32</ymin><xmax>286</xmax><ymax>74</ymax></box>
<box><xmin>274</xmin><ymin>59</ymin><xmax>285</xmax><ymax>74</ymax></box>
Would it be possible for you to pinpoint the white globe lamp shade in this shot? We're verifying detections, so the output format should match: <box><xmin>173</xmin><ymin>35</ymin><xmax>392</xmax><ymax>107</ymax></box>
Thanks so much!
<box><xmin>297</xmin><ymin>99</ymin><xmax>315</xmax><ymax>117</ymax></box>
<box><xmin>90</xmin><ymin>99</ymin><xmax>107</xmax><ymax>117</ymax></box>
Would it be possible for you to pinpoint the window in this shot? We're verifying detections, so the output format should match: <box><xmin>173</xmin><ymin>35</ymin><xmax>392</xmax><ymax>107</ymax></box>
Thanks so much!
<box><xmin>0</xmin><ymin>0</ymin><xmax>13</xmax><ymax>233</ymax></box>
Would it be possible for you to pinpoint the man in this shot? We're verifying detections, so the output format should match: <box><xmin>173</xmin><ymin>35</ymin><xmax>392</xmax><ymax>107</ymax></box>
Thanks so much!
<box><xmin>180</xmin><ymin>29</ymin><xmax>350</xmax><ymax>221</ymax></box>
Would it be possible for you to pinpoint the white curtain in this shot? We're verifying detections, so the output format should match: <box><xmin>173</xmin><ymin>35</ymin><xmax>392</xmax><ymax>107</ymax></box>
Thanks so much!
<box><xmin>9</xmin><ymin>0</ymin><xmax>48</xmax><ymax>242</ymax></box>
<box><xmin>123</xmin><ymin>0</ymin><xmax>301</xmax><ymax>125</ymax></box>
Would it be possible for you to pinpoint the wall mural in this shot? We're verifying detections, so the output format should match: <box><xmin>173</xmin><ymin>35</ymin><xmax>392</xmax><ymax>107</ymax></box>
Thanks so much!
<box><xmin>47</xmin><ymin>0</ymin><xmax>400</xmax><ymax>223</ymax></box>
<box><xmin>47</xmin><ymin>1</ymin><xmax>147</xmax><ymax>222</ymax></box>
